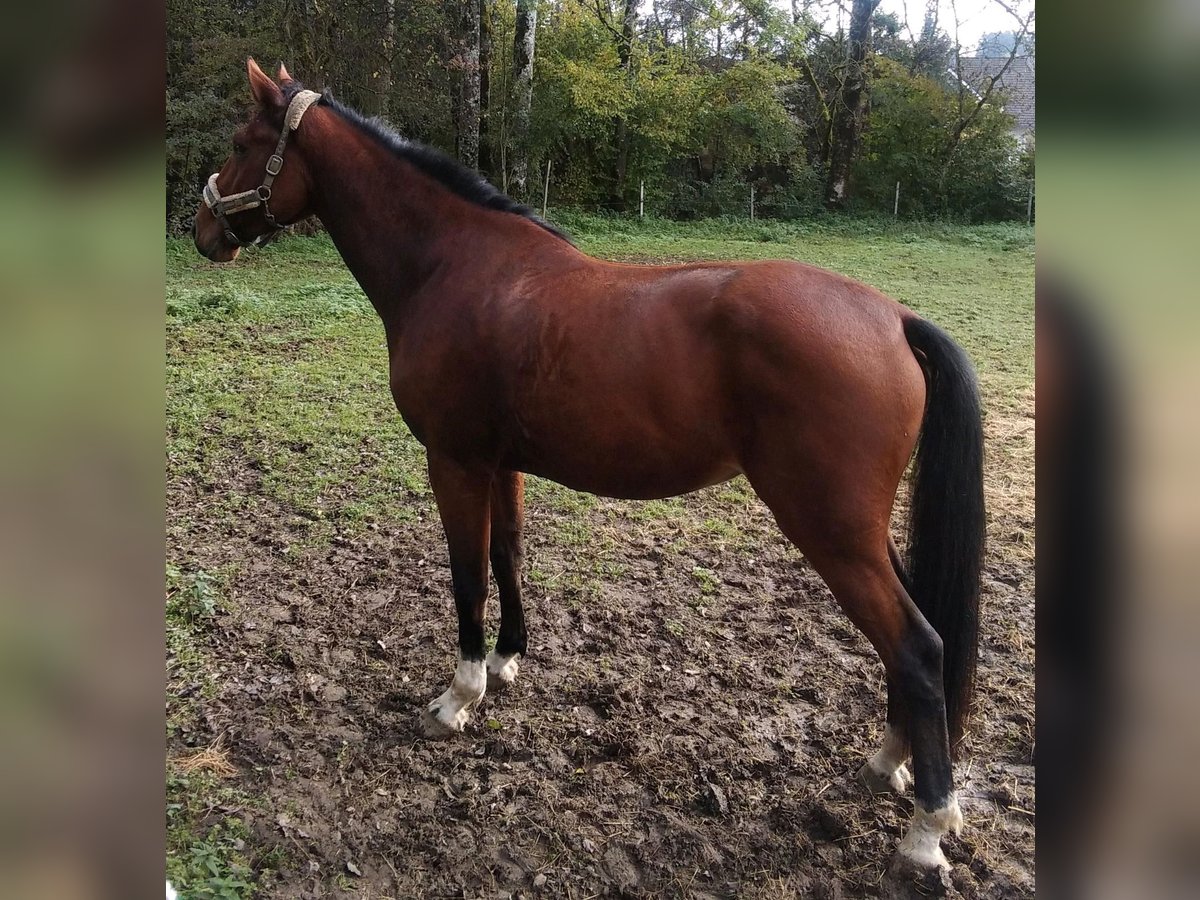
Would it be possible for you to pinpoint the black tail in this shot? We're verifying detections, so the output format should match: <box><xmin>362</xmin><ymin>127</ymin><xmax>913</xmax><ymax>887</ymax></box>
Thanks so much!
<box><xmin>903</xmin><ymin>317</ymin><xmax>985</xmax><ymax>752</ymax></box>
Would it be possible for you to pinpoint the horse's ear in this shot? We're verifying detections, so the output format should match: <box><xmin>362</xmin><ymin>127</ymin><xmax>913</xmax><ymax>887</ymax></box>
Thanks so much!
<box><xmin>278</xmin><ymin>62</ymin><xmax>292</xmax><ymax>83</ymax></box>
<box><xmin>247</xmin><ymin>57</ymin><xmax>283</xmax><ymax>109</ymax></box>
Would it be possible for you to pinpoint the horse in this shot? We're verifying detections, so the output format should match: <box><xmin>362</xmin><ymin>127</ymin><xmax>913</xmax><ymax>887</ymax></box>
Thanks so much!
<box><xmin>193</xmin><ymin>59</ymin><xmax>985</xmax><ymax>873</ymax></box>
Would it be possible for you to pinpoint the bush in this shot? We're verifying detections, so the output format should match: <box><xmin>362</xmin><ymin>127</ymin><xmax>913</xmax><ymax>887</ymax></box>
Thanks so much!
<box><xmin>852</xmin><ymin>57</ymin><xmax>1031</xmax><ymax>221</ymax></box>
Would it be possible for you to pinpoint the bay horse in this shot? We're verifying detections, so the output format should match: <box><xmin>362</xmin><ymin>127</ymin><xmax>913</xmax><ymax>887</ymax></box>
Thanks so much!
<box><xmin>193</xmin><ymin>60</ymin><xmax>985</xmax><ymax>872</ymax></box>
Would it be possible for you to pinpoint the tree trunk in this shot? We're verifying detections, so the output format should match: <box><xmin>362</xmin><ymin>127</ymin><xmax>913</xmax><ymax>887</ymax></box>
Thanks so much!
<box><xmin>611</xmin><ymin>0</ymin><xmax>637</xmax><ymax>210</ymax></box>
<box><xmin>455</xmin><ymin>0</ymin><xmax>481</xmax><ymax>169</ymax></box>
<box><xmin>479</xmin><ymin>0</ymin><xmax>493</xmax><ymax>177</ymax></box>
<box><xmin>378</xmin><ymin>0</ymin><xmax>396</xmax><ymax>118</ymax></box>
<box><xmin>509</xmin><ymin>0</ymin><xmax>537</xmax><ymax>199</ymax></box>
<box><xmin>824</xmin><ymin>0</ymin><xmax>878</xmax><ymax>209</ymax></box>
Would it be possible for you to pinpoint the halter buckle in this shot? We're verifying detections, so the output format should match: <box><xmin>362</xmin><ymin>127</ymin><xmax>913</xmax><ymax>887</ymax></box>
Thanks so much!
<box><xmin>265</xmin><ymin>154</ymin><xmax>284</xmax><ymax>176</ymax></box>
<box><xmin>257</xmin><ymin>185</ymin><xmax>272</xmax><ymax>202</ymax></box>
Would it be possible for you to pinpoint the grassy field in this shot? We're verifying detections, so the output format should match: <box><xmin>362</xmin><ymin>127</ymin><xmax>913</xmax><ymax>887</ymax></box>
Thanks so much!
<box><xmin>166</xmin><ymin>215</ymin><xmax>1034</xmax><ymax>898</ymax></box>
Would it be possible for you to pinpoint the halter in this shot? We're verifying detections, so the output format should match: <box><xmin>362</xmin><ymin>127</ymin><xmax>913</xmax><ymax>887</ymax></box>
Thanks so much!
<box><xmin>202</xmin><ymin>90</ymin><xmax>322</xmax><ymax>247</ymax></box>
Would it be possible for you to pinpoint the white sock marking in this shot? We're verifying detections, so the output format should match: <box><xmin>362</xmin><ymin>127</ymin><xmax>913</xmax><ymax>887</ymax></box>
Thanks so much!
<box><xmin>485</xmin><ymin>650</ymin><xmax>520</xmax><ymax>689</ymax></box>
<box><xmin>865</xmin><ymin>724</ymin><xmax>912</xmax><ymax>792</ymax></box>
<box><xmin>898</xmin><ymin>795</ymin><xmax>964</xmax><ymax>870</ymax></box>
<box><xmin>426</xmin><ymin>658</ymin><xmax>486</xmax><ymax>733</ymax></box>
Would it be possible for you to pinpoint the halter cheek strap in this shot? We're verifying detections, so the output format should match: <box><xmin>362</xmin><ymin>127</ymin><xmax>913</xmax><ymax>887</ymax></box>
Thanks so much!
<box><xmin>203</xmin><ymin>90</ymin><xmax>322</xmax><ymax>247</ymax></box>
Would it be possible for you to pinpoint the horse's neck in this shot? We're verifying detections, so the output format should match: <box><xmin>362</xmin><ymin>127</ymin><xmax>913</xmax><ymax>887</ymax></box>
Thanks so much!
<box><xmin>302</xmin><ymin>122</ymin><xmax>466</xmax><ymax>329</ymax></box>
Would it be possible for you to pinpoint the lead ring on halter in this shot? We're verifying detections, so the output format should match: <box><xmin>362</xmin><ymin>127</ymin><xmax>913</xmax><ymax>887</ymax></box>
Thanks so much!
<box><xmin>202</xmin><ymin>89</ymin><xmax>322</xmax><ymax>247</ymax></box>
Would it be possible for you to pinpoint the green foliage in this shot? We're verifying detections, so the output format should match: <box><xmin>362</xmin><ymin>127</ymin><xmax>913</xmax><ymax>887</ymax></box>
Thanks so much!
<box><xmin>166</xmin><ymin>772</ymin><xmax>260</xmax><ymax>900</ymax></box>
<box><xmin>165</xmin><ymin>582</ymin><xmax>286</xmax><ymax>898</ymax></box>
<box><xmin>853</xmin><ymin>58</ymin><xmax>1031</xmax><ymax>220</ymax></box>
<box><xmin>165</xmin><ymin>565</ymin><xmax>227</xmax><ymax>716</ymax></box>
<box><xmin>166</xmin><ymin>0</ymin><xmax>1032</xmax><ymax>226</ymax></box>
<box><xmin>165</xmin><ymin>565</ymin><xmax>222</xmax><ymax>626</ymax></box>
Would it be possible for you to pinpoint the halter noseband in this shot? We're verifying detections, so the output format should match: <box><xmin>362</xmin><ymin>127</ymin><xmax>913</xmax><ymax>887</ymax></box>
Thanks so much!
<box><xmin>202</xmin><ymin>90</ymin><xmax>322</xmax><ymax>247</ymax></box>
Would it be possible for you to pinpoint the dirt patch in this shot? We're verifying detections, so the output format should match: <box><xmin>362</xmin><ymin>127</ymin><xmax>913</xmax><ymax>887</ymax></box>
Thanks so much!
<box><xmin>167</xmin><ymin>400</ymin><xmax>1034</xmax><ymax>899</ymax></box>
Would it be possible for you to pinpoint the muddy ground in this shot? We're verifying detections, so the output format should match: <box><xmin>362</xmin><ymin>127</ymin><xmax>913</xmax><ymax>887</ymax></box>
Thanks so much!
<box><xmin>167</xmin><ymin>413</ymin><xmax>1034</xmax><ymax>900</ymax></box>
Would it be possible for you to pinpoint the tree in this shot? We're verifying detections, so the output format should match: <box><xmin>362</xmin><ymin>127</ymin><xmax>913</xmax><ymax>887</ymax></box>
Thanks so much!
<box><xmin>854</xmin><ymin>57</ymin><xmax>1023</xmax><ymax>219</ymax></box>
<box><xmin>977</xmin><ymin>29</ymin><xmax>1031</xmax><ymax>58</ymax></box>
<box><xmin>379</xmin><ymin>0</ymin><xmax>396</xmax><ymax>117</ymax></box>
<box><xmin>825</xmin><ymin>0</ymin><xmax>880</xmax><ymax>209</ymax></box>
<box><xmin>164</xmin><ymin>0</ymin><xmax>1032</xmax><ymax>226</ymax></box>
<box><xmin>907</xmin><ymin>2</ymin><xmax>954</xmax><ymax>81</ymax></box>
<box><xmin>941</xmin><ymin>2</ymin><xmax>1034</xmax><ymax>186</ymax></box>
<box><xmin>509</xmin><ymin>0</ymin><xmax>538</xmax><ymax>198</ymax></box>
<box><xmin>479</xmin><ymin>0</ymin><xmax>494</xmax><ymax>176</ymax></box>
<box><xmin>456</xmin><ymin>0</ymin><xmax>482</xmax><ymax>169</ymax></box>
<box><xmin>612</xmin><ymin>0</ymin><xmax>638</xmax><ymax>209</ymax></box>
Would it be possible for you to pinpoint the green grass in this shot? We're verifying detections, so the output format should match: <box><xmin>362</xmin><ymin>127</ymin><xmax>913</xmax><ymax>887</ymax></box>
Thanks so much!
<box><xmin>166</xmin><ymin>769</ymin><xmax>270</xmax><ymax>900</ymax></box>
<box><xmin>166</xmin><ymin>566</ymin><xmax>278</xmax><ymax>899</ymax></box>
<box><xmin>166</xmin><ymin>565</ymin><xmax>228</xmax><ymax>723</ymax></box>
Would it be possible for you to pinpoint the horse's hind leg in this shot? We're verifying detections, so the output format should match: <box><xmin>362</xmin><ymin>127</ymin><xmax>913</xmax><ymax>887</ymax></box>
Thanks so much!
<box><xmin>752</xmin><ymin>483</ymin><xmax>962</xmax><ymax>870</ymax></box>
<box><xmin>858</xmin><ymin>536</ymin><xmax>915</xmax><ymax>796</ymax></box>
<box><xmin>486</xmin><ymin>470</ymin><xmax>526</xmax><ymax>691</ymax></box>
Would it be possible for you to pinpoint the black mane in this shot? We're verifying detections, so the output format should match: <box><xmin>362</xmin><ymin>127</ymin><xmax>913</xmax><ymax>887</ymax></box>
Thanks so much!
<box><xmin>282</xmin><ymin>81</ymin><xmax>572</xmax><ymax>244</ymax></box>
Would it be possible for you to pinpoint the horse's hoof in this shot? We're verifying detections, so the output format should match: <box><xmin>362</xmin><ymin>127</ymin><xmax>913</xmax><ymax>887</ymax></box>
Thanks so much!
<box><xmin>893</xmin><ymin>840</ymin><xmax>951</xmax><ymax>873</ymax></box>
<box><xmin>887</xmin><ymin>850</ymin><xmax>956</xmax><ymax>892</ymax></box>
<box><xmin>419</xmin><ymin>704</ymin><xmax>465</xmax><ymax>739</ymax></box>
<box><xmin>895</xmin><ymin>796</ymin><xmax>963</xmax><ymax>873</ymax></box>
<box><xmin>485</xmin><ymin>651</ymin><xmax>520</xmax><ymax>692</ymax></box>
<box><xmin>857</xmin><ymin>760</ymin><xmax>911</xmax><ymax>795</ymax></box>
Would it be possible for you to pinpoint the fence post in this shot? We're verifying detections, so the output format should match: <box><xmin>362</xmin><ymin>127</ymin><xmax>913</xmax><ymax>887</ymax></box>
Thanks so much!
<box><xmin>639</xmin><ymin>180</ymin><xmax>644</xmax><ymax>218</ymax></box>
<box><xmin>1026</xmin><ymin>180</ymin><xmax>1034</xmax><ymax>225</ymax></box>
<box><xmin>894</xmin><ymin>181</ymin><xmax>900</xmax><ymax>217</ymax></box>
<box><xmin>542</xmin><ymin>159</ymin><xmax>551</xmax><ymax>218</ymax></box>
<box><xmin>750</xmin><ymin>183</ymin><xmax>755</xmax><ymax>221</ymax></box>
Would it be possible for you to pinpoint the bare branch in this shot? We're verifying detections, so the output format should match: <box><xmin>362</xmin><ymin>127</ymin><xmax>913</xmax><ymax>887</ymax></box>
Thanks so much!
<box><xmin>942</xmin><ymin>6</ymin><xmax>1035</xmax><ymax>162</ymax></box>
<box><xmin>990</xmin><ymin>0</ymin><xmax>1034</xmax><ymax>31</ymax></box>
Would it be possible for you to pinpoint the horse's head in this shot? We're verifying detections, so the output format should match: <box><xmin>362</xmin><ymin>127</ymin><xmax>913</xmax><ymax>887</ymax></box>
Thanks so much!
<box><xmin>193</xmin><ymin>59</ymin><xmax>319</xmax><ymax>262</ymax></box>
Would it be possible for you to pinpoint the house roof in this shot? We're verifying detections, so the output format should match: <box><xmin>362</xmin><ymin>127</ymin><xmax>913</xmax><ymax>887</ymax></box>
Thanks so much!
<box><xmin>955</xmin><ymin>56</ymin><xmax>1035</xmax><ymax>136</ymax></box>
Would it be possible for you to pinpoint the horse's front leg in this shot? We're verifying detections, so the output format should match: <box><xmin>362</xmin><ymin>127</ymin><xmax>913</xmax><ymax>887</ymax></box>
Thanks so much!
<box><xmin>420</xmin><ymin>454</ymin><xmax>492</xmax><ymax>738</ymax></box>
<box><xmin>486</xmin><ymin>470</ymin><xmax>526</xmax><ymax>691</ymax></box>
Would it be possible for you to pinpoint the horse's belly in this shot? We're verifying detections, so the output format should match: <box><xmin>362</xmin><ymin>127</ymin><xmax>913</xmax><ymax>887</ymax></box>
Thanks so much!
<box><xmin>503</xmin><ymin>431</ymin><xmax>741</xmax><ymax>501</ymax></box>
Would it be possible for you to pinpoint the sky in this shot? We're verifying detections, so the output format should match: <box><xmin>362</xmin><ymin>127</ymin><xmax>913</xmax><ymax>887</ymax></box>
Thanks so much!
<box><xmin>637</xmin><ymin>1</ymin><xmax>1036</xmax><ymax>57</ymax></box>
<box><xmin>784</xmin><ymin>0</ymin><xmax>1035</xmax><ymax>54</ymax></box>
<box><xmin>876</xmin><ymin>0</ymin><xmax>1033</xmax><ymax>51</ymax></box>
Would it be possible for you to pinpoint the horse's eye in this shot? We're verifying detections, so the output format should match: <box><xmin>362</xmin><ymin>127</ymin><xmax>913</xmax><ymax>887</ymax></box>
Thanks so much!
<box><xmin>232</xmin><ymin>142</ymin><xmax>246</xmax><ymax>156</ymax></box>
